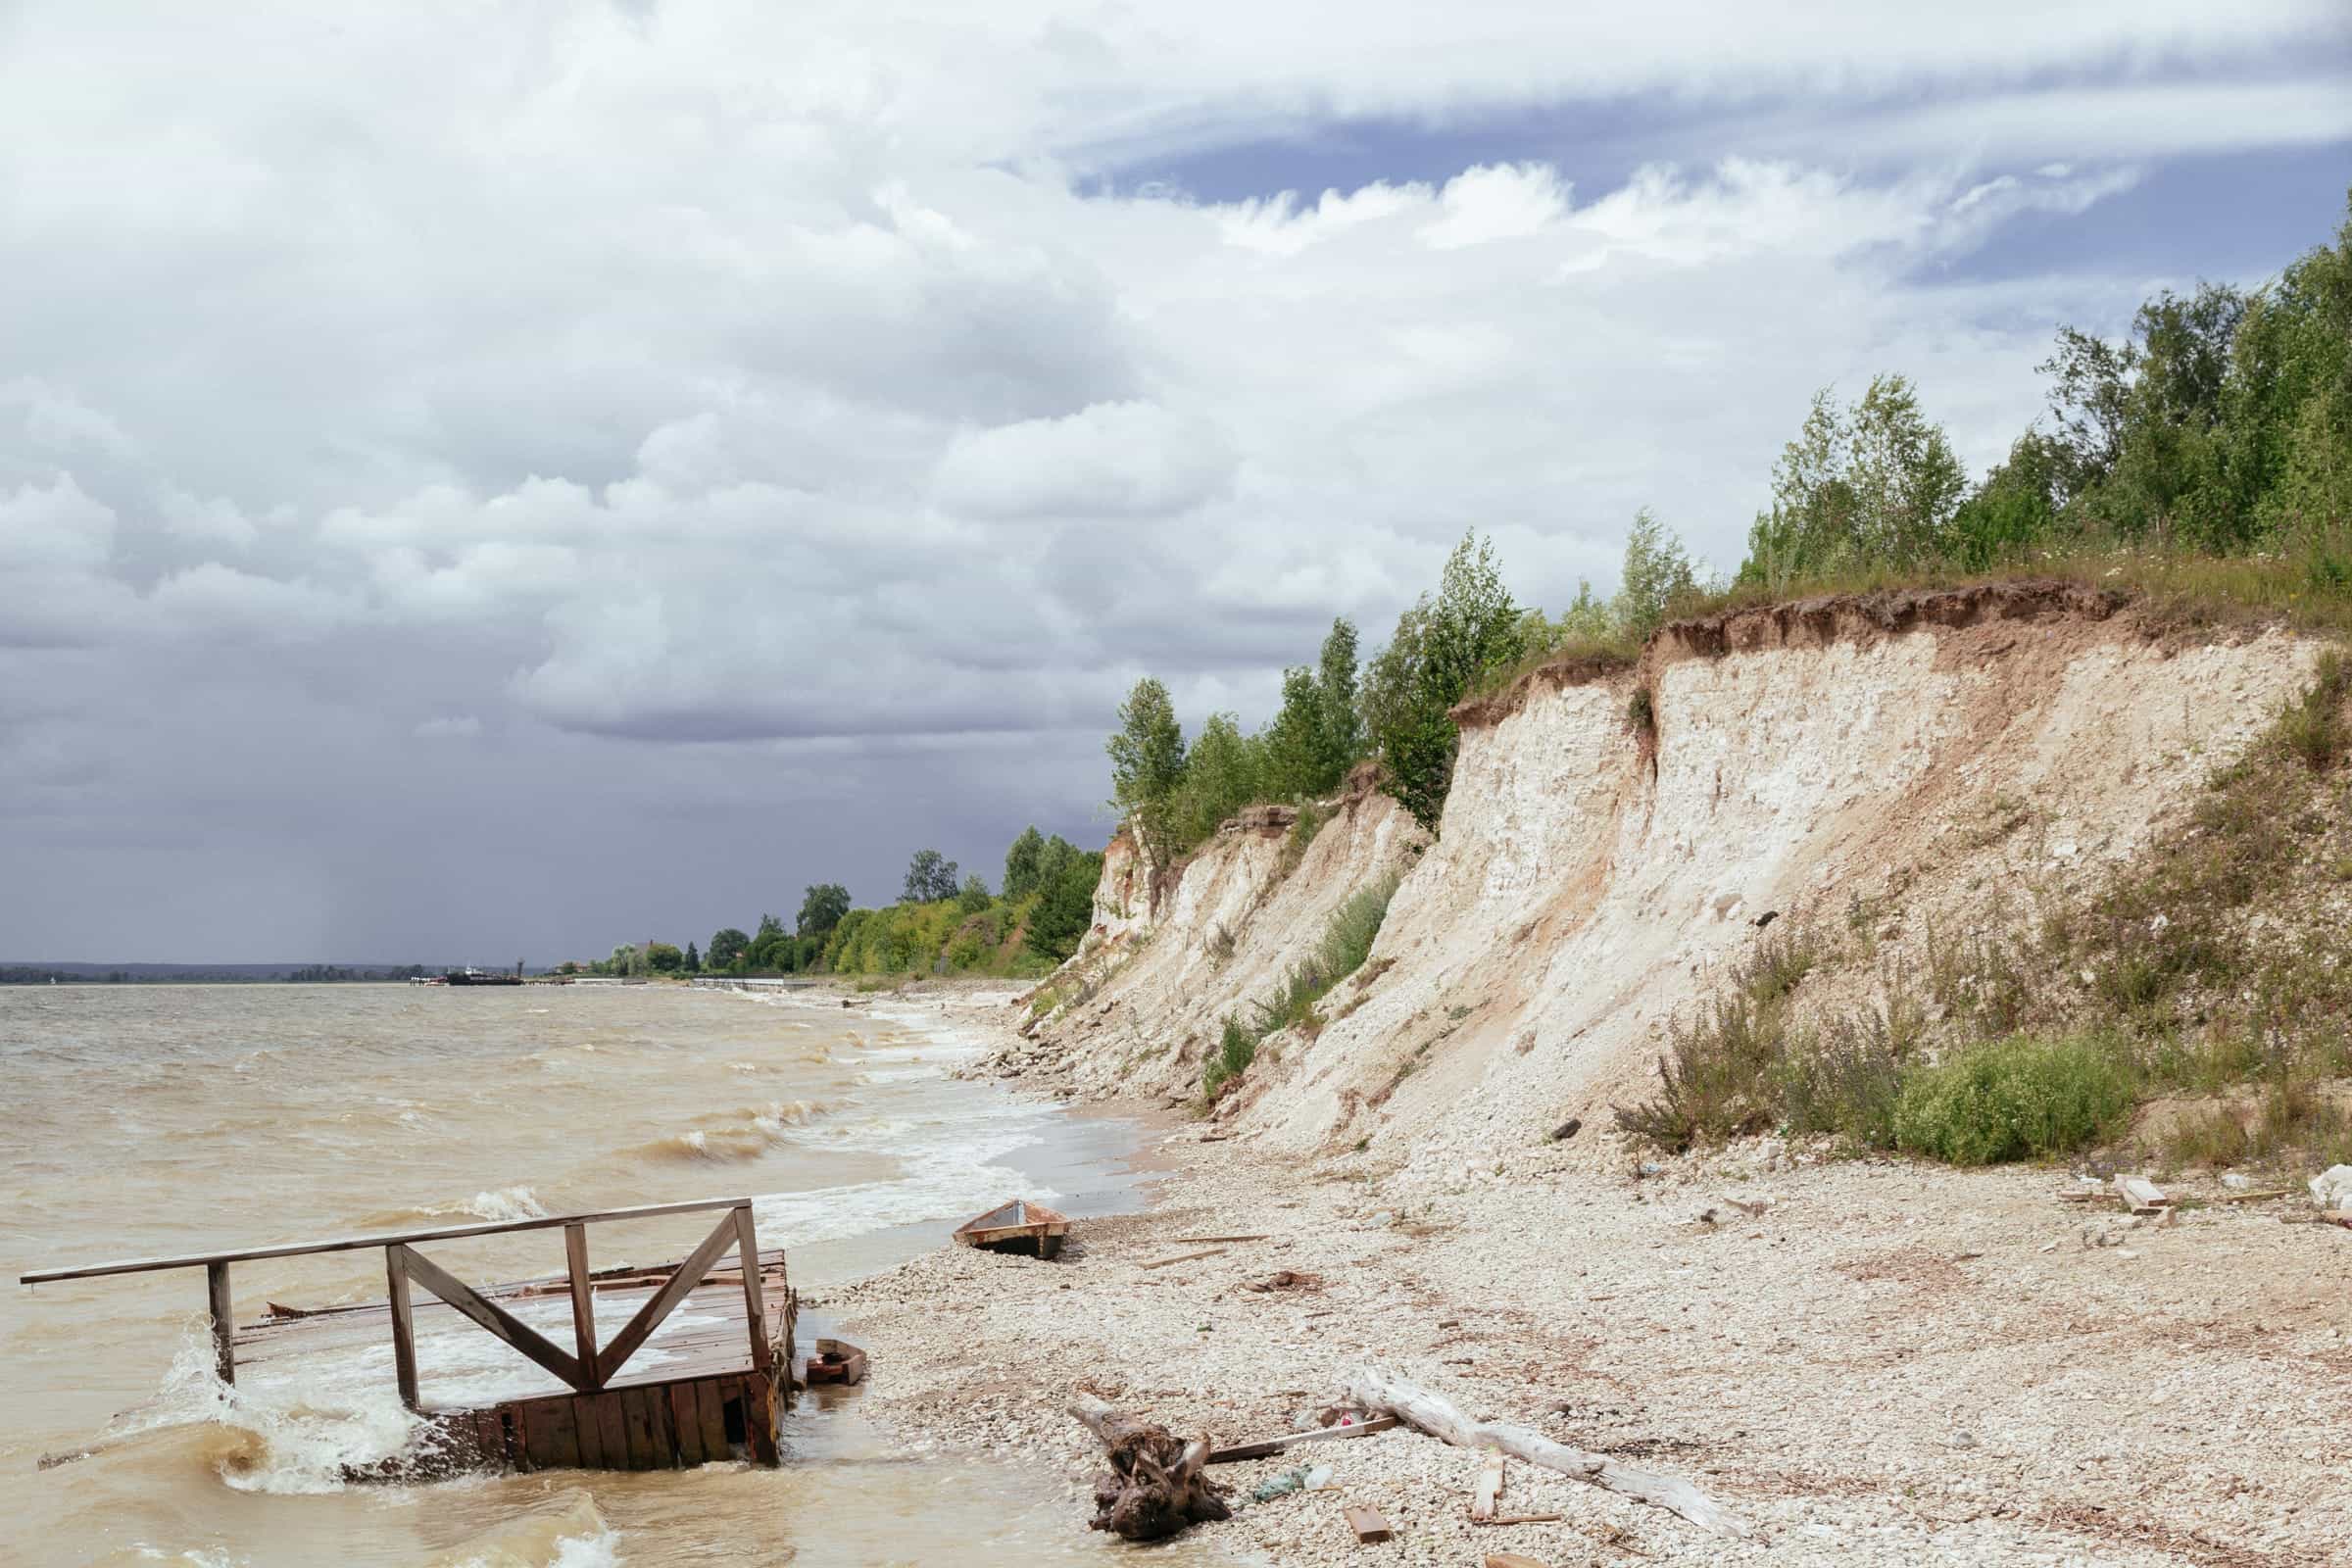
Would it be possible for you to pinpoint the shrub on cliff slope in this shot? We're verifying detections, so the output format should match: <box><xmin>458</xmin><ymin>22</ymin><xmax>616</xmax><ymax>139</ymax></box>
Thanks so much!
<box><xmin>1363</xmin><ymin>532</ymin><xmax>1528</xmax><ymax>832</ymax></box>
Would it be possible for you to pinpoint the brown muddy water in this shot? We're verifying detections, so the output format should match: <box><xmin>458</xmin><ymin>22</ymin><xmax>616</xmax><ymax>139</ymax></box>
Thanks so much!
<box><xmin>1</xmin><ymin>984</ymin><xmax>1244</xmax><ymax>1566</ymax></box>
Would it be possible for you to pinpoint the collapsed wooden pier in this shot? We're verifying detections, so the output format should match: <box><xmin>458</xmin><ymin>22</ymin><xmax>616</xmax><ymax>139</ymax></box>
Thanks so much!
<box><xmin>20</xmin><ymin>1197</ymin><xmax>796</xmax><ymax>1476</ymax></box>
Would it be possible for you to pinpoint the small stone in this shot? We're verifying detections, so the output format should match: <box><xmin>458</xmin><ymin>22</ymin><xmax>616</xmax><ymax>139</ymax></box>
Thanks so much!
<box><xmin>1953</xmin><ymin>1431</ymin><xmax>1978</xmax><ymax>1449</ymax></box>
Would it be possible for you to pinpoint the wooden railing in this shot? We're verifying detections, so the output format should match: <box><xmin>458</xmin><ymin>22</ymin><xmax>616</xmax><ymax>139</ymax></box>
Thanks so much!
<box><xmin>20</xmin><ymin>1198</ymin><xmax>774</xmax><ymax>1411</ymax></box>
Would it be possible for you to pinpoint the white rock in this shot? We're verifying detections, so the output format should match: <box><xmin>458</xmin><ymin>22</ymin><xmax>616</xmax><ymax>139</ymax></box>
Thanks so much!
<box><xmin>2309</xmin><ymin>1165</ymin><xmax>2352</xmax><ymax>1210</ymax></box>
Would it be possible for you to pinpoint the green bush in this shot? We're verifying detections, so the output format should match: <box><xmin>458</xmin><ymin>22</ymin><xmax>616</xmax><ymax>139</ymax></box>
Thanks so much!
<box><xmin>1202</xmin><ymin>1015</ymin><xmax>1256</xmax><ymax>1098</ymax></box>
<box><xmin>1891</xmin><ymin>1035</ymin><xmax>2132</xmax><ymax>1165</ymax></box>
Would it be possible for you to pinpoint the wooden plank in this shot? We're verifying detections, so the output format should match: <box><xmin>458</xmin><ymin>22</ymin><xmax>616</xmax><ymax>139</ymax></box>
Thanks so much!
<box><xmin>743</xmin><ymin>1375</ymin><xmax>780</xmax><ymax>1466</ymax></box>
<box><xmin>1140</xmin><ymin>1248</ymin><xmax>1227</xmax><ymax>1271</ymax></box>
<box><xmin>206</xmin><ymin>1261</ymin><xmax>236</xmax><ymax>1386</ymax></box>
<box><xmin>2118</xmin><ymin>1175</ymin><xmax>2170</xmax><ymax>1212</ymax></box>
<box><xmin>594</xmin><ymin>1393</ymin><xmax>628</xmax><ymax>1471</ymax></box>
<box><xmin>21</xmin><ymin>1196</ymin><xmax>762</xmax><ymax>1284</ymax></box>
<box><xmin>645</xmin><ymin>1380</ymin><xmax>677</xmax><ymax>1467</ymax></box>
<box><xmin>1206</xmin><ymin>1415</ymin><xmax>1400</xmax><ymax>1463</ymax></box>
<box><xmin>620</xmin><ymin>1388</ymin><xmax>657</xmax><ymax>1470</ymax></box>
<box><xmin>521</xmin><ymin>1399</ymin><xmax>556</xmax><ymax>1471</ymax></box>
<box><xmin>1484</xmin><ymin>1515</ymin><xmax>1563</xmax><ymax>1527</ymax></box>
<box><xmin>734</xmin><ymin>1207</ymin><xmax>771</xmax><ymax>1373</ymax></box>
<box><xmin>548</xmin><ymin>1396</ymin><xmax>583</xmax><ymax>1470</ymax></box>
<box><xmin>1485</xmin><ymin>1554</ymin><xmax>1549</xmax><ymax>1568</ymax></box>
<box><xmin>669</xmin><ymin>1384</ymin><xmax>707</xmax><ymax>1466</ymax></box>
<box><xmin>1345</xmin><ymin>1505</ymin><xmax>1394</xmax><ymax>1543</ymax></box>
<box><xmin>564</xmin><ymin>1224</ymin><xmax>599</xmax><ymax>1388</ymax></box>
<box><xmin>385</xmin><ymin>1248</ymin><xmax>419</xmax><ymax>1409</ymax></box>
<box><xmin>1169</xmin><ymin>1233</ymin><xmax>1269</xmax><ymax>1244</ymax></box>
<box><xmin>571</xmin><ymin>1395</ymin><xmax>604</xmax><ymax>1468</ymax></box>
<box><xmin>696</xmin><ymin>1378</ymin><xmax>730</xmax><ymax>1462</ymax></box>
<box><xmin>1472</xmin><ymin>1447</ymin><xmax>1504</xmax><ymax>1522</ymax></box>
<box><xmin>397</xmin><ymin>1244</ymin><xmax>587</xmax><ymax>1392</ymax></box>
<box><xmin>2216</xmin><ymin>1188</ymin><xmax>2293</xmax><ymax>1203</ymax></box>
<box><xmin>595</xmin><ymin>1211</ymin><xmax>742</xmax><ymax>1385</ymax></box>
<box><xmin>475</xmin><ymin>1412</ymin><xmax>499</xmax><ymax>1468</ymax></box>
<box><xmin>511</xmin><ymin>1404</ymin><xmax>534</xmax><ymax>1473</ymax></box>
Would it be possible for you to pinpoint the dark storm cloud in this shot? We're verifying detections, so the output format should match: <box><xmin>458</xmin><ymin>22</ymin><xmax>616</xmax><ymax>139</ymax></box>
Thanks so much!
<box><xmin>0</xmin><ymin>0</ymin><xmax>2344</xmax><ymax>960</ymax></box>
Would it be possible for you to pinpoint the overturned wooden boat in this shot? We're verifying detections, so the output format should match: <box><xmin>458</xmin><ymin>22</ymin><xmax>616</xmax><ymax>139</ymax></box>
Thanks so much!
<box><xmin>953</xmin><ymin>1198</ymin><xmax>1069</xmax><ymax>1258</ymax></box>
<box><xmin>805</xmin><ymin>1337</ymin><xmax>867</xmax><ymax>1387</ymax></box>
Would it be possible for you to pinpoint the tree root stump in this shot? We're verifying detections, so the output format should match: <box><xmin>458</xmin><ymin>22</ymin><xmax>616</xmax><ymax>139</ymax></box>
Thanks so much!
<box><xmin>1068</xmin><ymin>1394</ymin><xmax>1232</xmax><ymax>1541</ymax></box>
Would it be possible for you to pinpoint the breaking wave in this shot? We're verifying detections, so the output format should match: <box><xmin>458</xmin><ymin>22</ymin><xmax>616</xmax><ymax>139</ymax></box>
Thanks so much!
<box><xmin>359</xmin><ymin>1185</ymin><xmax>551</xmax><ymax>1229</ymax></box>
<box><xmin>423</xmin><ymin>1490</ymin><xmax>618</xmax><ymax>1568</ymax></box>
<box><xmin>626</xmin><ymin>1102</ymin><xmax>824</xmax><ymax>1163</ymax></box>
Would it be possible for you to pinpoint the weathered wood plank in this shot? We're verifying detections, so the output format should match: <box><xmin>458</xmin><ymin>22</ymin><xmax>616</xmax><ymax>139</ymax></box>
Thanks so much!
<box><xmin>564</xmin><ymin>1223</ymin><xmax>599</xmax><ymax>1387</ymax></box>
<box><xmin>1206</xmin><ymin>1415</ymin><xmax>1399</xmax><ymax>1463</ymax></box>
<box><xmin>733</xmin><ymin>1207</ymin><xmax>771</xmax><ymax>1373</ymax></box>
<box><xmin>385</xmin><ymin>1248</ymin><xmax>419</xmax><ymax>1409</ymax></box>
<box><xmin>511</xmin><ymin>1404</ymin><xmax>534</xmax><ymax>1473</ymax></box>
<box><xmin>697</xmin><ymin>1378</ymin><xmax>730</xmax><ymax>1462</ymax></box>
<box><xmin>1473</xmin><ymin>1447</ymin><xmax>1504</xmax><ymax>1521</ymax></box>
<box><xmin>549</xmin><ymin>1396</ymin><xmax>584</xmax><ymax>1470</ymax></box>
<box><xmin>1345</xmin><ymin>1505</ymin><xmax>1394</xmax><ymax>1543</ymax></box>
<box><xmin>206</xmin><ymin>1261</ymin><xmax>236</xmax><ymax>1386</ymax></box>
<box><xmin>570</xmin><ymin>1395</ymin><xmax>604</xmax><ymax>1468</ymax></box>
<box><xmin>397</xmin><ymin>1244</ymin><xmax>587</xmax><ymax>1392</ymax></box>
<box><xmin>596</xmin><ymin>1211</ymin><xmax>742</xmax><ymax>1384</ymax></box>
<box><xmin>594</xmin><ymin>1393</ymin><xmax>628</xmax><ymax>1471</ymax></box>
<box><xmin>21</xmin><ymin>1196</ymin><xmax>762</xmax><ymax>1284</ymax></box>
<box><xmin>743</xmin><ymin>1375</ymin><xmax>780</xmax><ymax>1466</ymax></box>
<box><xmin>669</xmin><ymin>1384</ymin><xmax>706</xmax><ymax>1466</ymax></box>
<box><xmin>621</xmin><ymin>1388</ymin><xmax>658</xmax><ymax>1470</ymax></box>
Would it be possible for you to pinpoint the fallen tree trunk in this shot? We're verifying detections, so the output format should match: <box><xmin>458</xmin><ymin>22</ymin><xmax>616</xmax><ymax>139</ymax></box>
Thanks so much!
<box><xmin>1067</xmin><ymin>1393</ymin><xmax>1232</xmax><ymax>1540</ymax></box>
<box><xmin>1338</xmin><ymin>1368</ymin><xmax>1751</xmax><ymax>1541</ymax></box>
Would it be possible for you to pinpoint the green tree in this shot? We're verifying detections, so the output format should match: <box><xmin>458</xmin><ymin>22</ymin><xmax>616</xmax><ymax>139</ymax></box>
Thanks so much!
<box><xmin>1740</xmin><ymin>375</ymin><xmax>1965</xmax><ymax>587</ymax></box>
<box><xmin>1612</xmin><ymin>508</ymin><xmax>1698</xmax><ymax>637</ymax></box>
<box><xmin>1946</xmin><ymin>431</ymin><xmax>2065</xmax><ymax>567</ymax></box>
<box><xmin>1362</xmin><ymin>531</ymin><xmax>1526</xmax><ymax>833</ymax></box>
<box><xmin>609</xmin><ymin>943</ymin><xmax>642</xmax><ymax>977</ymax></box>
<box><xmin>1002</xmin><ymin>825</ymin><xmax>1048</xmax><ymax>901</ymax></box>
<box><xmin>683</xmin><ymin>941</ymin><xmax>700</xmax><ymax>972</ymax></box>
<box><xmin>1262</xmin><ymin>617</ymin><xmax>1366</xmax><ymax>802</ymax></box>
<box><xmin>903</xmin><ymin>849</ymin><xmax>959</xmax><ymax>904</ymax></box>
<box><xmin>1106</xmin><ymin>676</ymin><xmax>1188</xmax><ymax>863</ymax></box>
<box><xmin>1169</xmin><ymin>711</ymin><xmax>1265</xmax><ymax>846</ymax></box>
<box><xmin>798</xmin><ymin>884</ymin><xmax>850</xmax><ymax>939</ymax></box>
<box><xmin>708</xmin><ymin>927</ymin><xmax>750</xmax><ymax>969</ymax></box>
<box><xmin>645</xmin><ymin>942</ymin><xmax>684</xmax><ymax>973</ymax></box>
<box><xmin>956</xmin><ymin>874</ymin><xmax>993</xmax><ymax>913</ymax></box>
<box><xmin>1025</xmin><ymin>849</ymin><xmax>1103</xmax><ymax>962</ymax></box>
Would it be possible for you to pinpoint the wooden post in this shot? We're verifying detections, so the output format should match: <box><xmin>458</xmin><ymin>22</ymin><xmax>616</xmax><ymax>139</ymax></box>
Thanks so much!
<box><xmin>732</xmin><ymin>1205</ymin><xmax>770</xmax><ymax>1373</ymax></box>
<box><xmin>205</xmin><ymin>1260</ymin><xmax>235</xmax><ymax>1385</ymax></box>
<box><xmin>386</xmin><ymin>1245</ymin><xmax>420</xmax><ymax>1410</ymax></box>
<box><xmin>564</xmin><ymin>1223</ymin><xmax>599</xmax><ymax>1388</ymax></box>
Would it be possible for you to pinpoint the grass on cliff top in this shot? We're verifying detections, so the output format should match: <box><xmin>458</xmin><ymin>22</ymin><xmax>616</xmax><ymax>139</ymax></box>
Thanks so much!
<box><xmin>1616</xmin><ymin>648</ymin><xmax>2352</xmax><ymax>1172</ymax></box>
<box><xmin>1485</xmin><ymin>535</ymin><xmax>2352</xmax><ymax>714</ymax></box>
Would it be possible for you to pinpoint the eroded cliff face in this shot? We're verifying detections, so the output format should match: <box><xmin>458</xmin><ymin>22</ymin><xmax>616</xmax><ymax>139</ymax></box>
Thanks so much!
<box><xmin>1019</xmin><ymin>585</ymin><xmax>2321</xmax><ymax>1181</ymax></box>
<box><xmin>1015</xmin><ymin>773</ymin><xmax>1426</xmax><ymax>1098</ymax></box>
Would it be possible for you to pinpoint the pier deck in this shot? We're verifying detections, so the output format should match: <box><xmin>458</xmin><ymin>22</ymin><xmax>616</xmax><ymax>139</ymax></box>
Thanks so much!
<box><xmin>22</xmin><ymin>1197</ymin><xmax>796</xmax><ymax>1476</ymax></box>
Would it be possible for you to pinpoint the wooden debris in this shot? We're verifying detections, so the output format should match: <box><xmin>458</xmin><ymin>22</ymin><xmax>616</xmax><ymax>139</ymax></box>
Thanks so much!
<box><xmin>2215</xmin><ymin>1188</ymin><xmax>2292</xmax><ymax>1203</ymax></box>
<box><xmin>1486</xmin><ymin>1554</ymin><xmax>1549</xmax><ymax>1568</ymax></box>
<box><xmin>1472</xmin><ymin>1446</ymin><xmax>1504</xmax><ymax>1521</ymax></box>
<box><xmin>1141</xmin><ymin>1248</ymin><xmax>1228</xmax><ymax>1271</ymax></box>
<box><xmin>2117</xmin><ymin>1176</ymin><xmax>2170</xmax><ymax>1213</ymax></box>
<box><xmin>1483</xmin><ymin>1513</ymin><xmax>1563</xmax><ymax>1526</ymax></box>
<box><xmin>1344</xmin><ymin>1504</ymin><xmax>1394</xmax><ymax>1543</ymax></box>
<box><xmin>1242</xmin><ymin>1269</ymin><xmax>1324</xmax><ymax>1294</ymax></box>
<box><xmin>1206</xmin><ymin>1414</ymin><xmax>1400</xmax><ymax>1463</ymax></box>
<box><xmin>1171</xmin><ymin>1234</ymin><xmax>1269</xmax><ymax>1244</ymax></box>
<box><xmin>1339</xmin><ymin>1368</ymin><xmax>1750</xmax><ymax>1540</ymax></box>
<box><xmin>804</xmin><ymin>1337</ymin><xmax>867</xmax><ymax>1387</ymax></box>
<box><xmin>1068</xmin><ymin>1393</ymin><xmax>1230</xmax><ymax>1541</ymax></box>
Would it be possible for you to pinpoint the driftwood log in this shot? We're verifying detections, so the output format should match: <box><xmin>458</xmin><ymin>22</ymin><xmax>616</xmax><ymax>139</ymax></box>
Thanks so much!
<box><xmin>1339</xmin><ymin>1368</ymin><xmax>1751</xmax><ymax>1541</ymax></box>
<box><xmin>1068</xmin><ymin>1393</ymin><xmax>1232</xmax><ymax>1540</ymax></box>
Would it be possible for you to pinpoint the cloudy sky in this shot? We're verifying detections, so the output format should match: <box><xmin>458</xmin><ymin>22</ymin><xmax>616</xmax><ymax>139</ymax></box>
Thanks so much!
<box><xmin>2</xmin><ymin>3</ymin><xmax>2347</xmax><ymax>963</ymax></box>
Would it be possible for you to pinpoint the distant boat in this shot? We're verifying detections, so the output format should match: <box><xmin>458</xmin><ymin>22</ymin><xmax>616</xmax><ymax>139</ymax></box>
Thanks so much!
<box><xmin>953</xmin><ymin>1198</ymin><xmax>1070</xmax><ymax>1258</ymax></box>
<box><xmin>441</xmin><ymin>967</ymin><xmax>522</xmax><ymax>987</ymax></box>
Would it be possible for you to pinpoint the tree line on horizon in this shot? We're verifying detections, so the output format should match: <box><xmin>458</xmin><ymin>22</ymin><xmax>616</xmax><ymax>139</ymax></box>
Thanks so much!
<box><xmin>574</xmin><ymin>825</ymin><xmax>1104</xmax><ymax>983</ymax></box>
<box><xmin>1105</xmin><ymin>190</ymin><xmax>2352</xmax><ymax>850</ymax></box>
